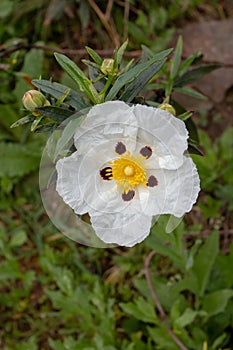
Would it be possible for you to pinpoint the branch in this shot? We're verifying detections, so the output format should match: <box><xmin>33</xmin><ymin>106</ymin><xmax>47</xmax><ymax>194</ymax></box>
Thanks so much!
<box><xmin>0</xmin><ymin>44</ymin><xmax>141</xmax><ymax>59</ymax></box>
<box><xmin>145</xmin><ymin>250</ymin><xmax>188</xmax><ymax>350</ymax></box>
<box><xmin>87</xmin><ymin>0</ymin><xmax>120</xmax><ymax>47</ymax></box>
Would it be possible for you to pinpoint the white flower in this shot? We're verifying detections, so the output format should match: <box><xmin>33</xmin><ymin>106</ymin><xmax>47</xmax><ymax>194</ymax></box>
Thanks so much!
<box><xmin>56</xmin><ymin>101</ymin><xmax>200</xmax><ymax>247</ymax></box>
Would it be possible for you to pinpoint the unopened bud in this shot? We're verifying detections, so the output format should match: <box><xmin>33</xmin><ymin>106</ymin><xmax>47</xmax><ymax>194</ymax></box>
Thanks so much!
<box><xmin>100</xmin><ymin>58</ymin><xmax>117</xmax><ymax>75</ymax></box>
<box><xmin>159</xmin><ymin>103</ymin><xmax>176</xmax><ymax>116</ymax></box>
<box><xmin>22</xmin><ymin>90</ymin><xmax>50</xmax><ymax>114</ymax></box>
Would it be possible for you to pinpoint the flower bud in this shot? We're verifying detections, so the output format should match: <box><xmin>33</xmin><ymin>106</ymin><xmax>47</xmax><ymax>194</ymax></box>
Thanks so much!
<box><xmin>100</xmin><ymin>58</ymin><xmax>117</xmax><ymax>75</ymax></box>
<box><xmin>159</xmin><ymin>103</ymin><xmax>176</xmax><ymax>116</ymax></box>
<box><xmin>22</xmin><ymin>90</ymin><xmax>50</xmax><ymax>113</ymax></box>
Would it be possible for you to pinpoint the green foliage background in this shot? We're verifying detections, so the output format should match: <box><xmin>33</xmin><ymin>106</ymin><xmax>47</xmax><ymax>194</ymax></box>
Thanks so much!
<box><xmin>0</xmin><ymin>1</ymin><xmax>233</xmax><ymax>349</ymax></box>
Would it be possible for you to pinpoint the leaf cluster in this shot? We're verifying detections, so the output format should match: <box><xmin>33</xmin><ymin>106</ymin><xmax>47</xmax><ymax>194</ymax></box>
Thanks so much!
<box><xmin>11</xmin><ymin>38</ymin><xmax>220</xmax><ymax>159</ymax></box>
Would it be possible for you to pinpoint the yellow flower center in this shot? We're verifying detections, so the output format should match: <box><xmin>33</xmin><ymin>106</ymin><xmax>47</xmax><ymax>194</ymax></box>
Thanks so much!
<box><xmin>110</xmin><ymin>152</ymin><xmax>148</xmax><ymax>194</ymax></box>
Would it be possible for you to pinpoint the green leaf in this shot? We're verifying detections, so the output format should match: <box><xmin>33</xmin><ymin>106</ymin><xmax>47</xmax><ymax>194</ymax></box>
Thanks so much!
<box><xmin>31</xmin><ymin>115</ymin><xmax>43</xmax><ymax>132</ymax></box>
<box><xmin>32</xmin><ymin>79</ymin><xmax>89</xmax><ymax>109</ymax></box>
<box><xmin>120</xmin><ymin>58</ymin><xmax>166</xmax><ymax>102</ymax></box>
<box><xmin>115</xmin><ymin>40</ymin><xmax>128</xmax><ymax>66</ymax></box>
<box><xmin>191</xmin><ymin>231</ymin><xmax>219</xmax><ymax>297</ymax></box>
<box><xmin>55</xmin><ymin>88</ymin><xmax>71</xmax><ymax>106</ymax></box>
<box><xmin>53</xmin><ymin>111</ymin><xmax>88</xmax><ymax>161</ymax></box>
<box><xmin>178</xmin><ymin>51</ymin><xmax>202</xmax><ymax>76</ymax></box>
<box><xmin>148</xmin><ymin>326</ymin><xmax>180</xmax><ymax>350</ymax></box>
<box><xmin>175</xmin><ymin>86</ymin><xmax>207</xmax><ymax>100</ymax></box>
<box><xmin>37</xmin><ymin>106</ymin><xmax>73</xmax><ymax>122</ymax></box>
<box><xmin>106</xmin><ymin>48</ymin><xmax>172</xmax><ymax>101</ymax></box>
<box><xmin>178</xmin><ymin>111</ymin><xmax>193</xmax><ymax>121</ymax></box>
<box><xmin>171</xmin><ymin>35</ymin><xmax>183</xmax><ymax>78</ymax></box>
<box><xmin>185</xmin><ymin>118</ymin><xmax>199</xmax><ymax>144</ymax></box>
<box><xmin>10</xmin><ymin>115</ymin><xmax>36</xmax><ymax>128</ymax></box>
<box><xmin>34</xmin><ymin>122</ymin><xmax>56</xmax><ymax>133</ymax></box>
<box><xmin>188</xmin><ymin>143</ymin><xmax>203</xmax><ymax>156</ymax></box>
<box><xmin>54</xmin><ymin>53</ymin><xmax>100</xmax><ymax>103</ymax></box>
<box><xmin>85</xmin><ymin>46</ymin><xmax>103</xmax><ymax>65</ymax></box>
<box><xmin>0</xmin><ymin>142</ymin><xmax>41</xmax><ymax>177</ymax></box>
<box><xmin>82</xmin><ymin>59</ymin><xmax>101</xmax><ymax>71</ymax></box>
<box><xmin>174</xmin><ymin>308</ymin><xmax>199</xmax><ymax>328</ymax></box>
<box><xmin>10</xmin><ymin>231</ymin><xmax>27</xmax><ymax>247</ymax></box>
<box><xmin>120</xmin><ymin>297</ymin><xmax>157</xmax><ymax>324</ymax></box>
<box><xmin>174</xmin><ymin>64</ymin><xmax>220</xmax><ymax>87</ymax></box>
<box><xmin>217</xmin><ymin>244</ymin><xmax>233</xmax><ymax>288</ymax></box>
<box><xmin>202</xmin><ymin>289</ymin><xmax>233</xmax><ymax>317</ymax></box>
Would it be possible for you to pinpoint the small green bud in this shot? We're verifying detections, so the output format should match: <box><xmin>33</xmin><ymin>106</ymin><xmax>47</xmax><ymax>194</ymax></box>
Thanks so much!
<box><xmin>22</xmin><ymin>90</ymin><xmax>50</xmax><ymax>114</ymax></box>
<box><xmin>100</xmin><ymin>58</ymin><xmax>117</xmax><ymax>75</ymax></box>
<box><xmin>159</xmin><ymin>103</ymin><xmax>176</xmax><ymax>116</ymax></box>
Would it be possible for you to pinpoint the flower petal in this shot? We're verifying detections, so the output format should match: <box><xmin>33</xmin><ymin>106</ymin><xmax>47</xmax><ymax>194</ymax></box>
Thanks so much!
<box><xmin>144</xmin><ymin>156</ymin><xmax>200</xmax><ymax>217</ymax></box>
<box><xmin>56</xmin><ymin>152</ymin><xmax>89</xmax><ymax>214</ymax></box>
<box><xmin>90</xmin><ymin>211</ymin><xmax>152</xmax><ymax>247</ymax></box>
<box><xmin>74</xmin><ymin>101</ymin><xmax>138</xmax><ymax>154</ymax></box>
<box><xmin>133</xmin><ymin>104</ymin><xmax>189</xmax><ymax>169</ymax></box>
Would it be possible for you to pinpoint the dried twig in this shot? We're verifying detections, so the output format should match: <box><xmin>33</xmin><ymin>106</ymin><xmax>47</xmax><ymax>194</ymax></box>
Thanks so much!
<box><xmin>0</xmin><ymin>44</ymin><xmax>141</xmax><ymax>59</ymax></box>
<box><xmin>105</xmin><ymin>0</ymin><xmax>114</xmax><ymax>21</ymax></box>
<box><xmin>145</xmin><ymin>250</ymin><xmax>188</xmax><ymax>350</ymax></box>
<box><xmin>123</xmin><ymin>0</ymin><xmax>130</xmax><ymax>39</ymax></box>
<box><xmin>87</xmin><ymin>0</ymin><xmax>120</xmax><ymax>47</ymax></box>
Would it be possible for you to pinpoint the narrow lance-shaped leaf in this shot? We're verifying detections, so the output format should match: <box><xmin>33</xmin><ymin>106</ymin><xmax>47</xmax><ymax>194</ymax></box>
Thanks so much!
<box><xmin>32</xmin><ymin>79</ymin><xmax>89</xmax><ymax>109</ymax></box>
<box><xmin>55</xmin><ymin>88</ymin><xmax>71</xmax><ymax>106</ymax></box>
<box><xmin>174</xmin><ymin>64</ymin><xmax>220</xmax><ymax>87</ymax></box>
<box><xmin>54</xmin><ymin>53</ymin><xmax>100</xmax><ymax>103</ymax></box>
<box><xmin>106</xmin><ymin>48</ymin><xmax>173</xmax><ymax>101</ymax></box>
<box><xmin>31</xmin><ymin>115</ymin><xmax>43</xmax><ymax>132</ymax></box>
<box><xmin>34</xmin><ymin>122</ymin><xmax>56</xmax><ymax>133</ymax></box>
<box><xmin>120</xmin><ymin>58</ymin><xmax>166</xmax><ymax>102</ymax></box>
<box><xmin>11</xmin><ymin>115</ymin><xmax>36</xmax><ymax>128</ymax></box>
<box><xmin>188</xmin><ymin>143</ymin><xmax>203</xmax><ymax>156</ymax></box>
<box><xmin>85</xmin><ymin>46</ymin><xmax>103</xmax><ymax>65</ymax></box>
<box><xmin>36</xmin><ymin>106</ymin><xmax>73</xmax><ymax>122</ymax></box>
<box><xmin>185</xmin><ymin>118</ymin><xmax>199</xmax><ymax>144</ymax></box>
<box><xmin>175</xmin><ymin>86</ymin><xmax>207</xmax><ymax>100</ymax></box>
<box><xmin>82</xmin><ymin>59</ymin><xmax>101</xmax><ymax>71</ymax></box>
<box><xmin>178</xmin><ymin>50</ymin><xmax>201</xmax><ymax>76</ymax></box>
<box><xmin>171</xmin><ymin>35</ymin><xmax>183</xmax><ymax>78</ymax></box>
<box><xmin>53</xmin><ymin>109</ymin><xmax>90</xmax><ymax>161</ymax></box>
<box><xmin>115</xmin><ymin>40</ymin><xmax>128</xmax><ymax>66</ymax></box>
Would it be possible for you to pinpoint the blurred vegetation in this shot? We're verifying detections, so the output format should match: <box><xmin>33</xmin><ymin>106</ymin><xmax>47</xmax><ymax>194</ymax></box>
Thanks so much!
<box><xmin>0</xmin><ymin>0</ymin><xmax>233</xmax><ymax>349</ymax></box>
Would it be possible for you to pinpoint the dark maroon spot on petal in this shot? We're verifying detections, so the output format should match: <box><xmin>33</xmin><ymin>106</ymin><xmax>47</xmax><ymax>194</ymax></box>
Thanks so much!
<box><xmin>147</xmin><ymin>175</ymin><xmax>158</xmax><ymax>187</ymax></box>
<box><xmin>140</xmin><ymin>146</ymin><xmax>152</xmax><ymax>158</ymax></box>
<box><xmin>122</xmin><ymin>190</ymin><xmax>135</xmax><ymax>201</ymax></box>
<box><xmin>100</xmin><ymin>167</ymin><xmax>113</xmax><ymax>180</ymax></box>
<box><xmin>115</xmin><ymin>141</ymin><xmax>126</xmax><ymax>155</ymax></box>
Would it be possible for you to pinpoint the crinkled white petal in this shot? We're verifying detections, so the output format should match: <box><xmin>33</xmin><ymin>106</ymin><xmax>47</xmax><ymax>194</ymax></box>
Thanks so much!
<box><xmin>90</xmin><ymin>211</ymin><xmax>152</xmax><ymax>247</ymax></box>
<box><xmin>56</xmin><ymin>152</ymin><xmax>89</xmax><ymax>215</ymax></box>
<box><xmin>74</xmin><ymin>101</ymin><xmax>138</xmax><ymax>155</ymax></box>
<box><xmin>143</xmin><ymin>156</ymin><xmax>200</xmax><ymax>217</ymax></box>
<box><xmin>133</xmin><ymin>104</ymin><xmax>189</xmax><ymax>169</ymax></box>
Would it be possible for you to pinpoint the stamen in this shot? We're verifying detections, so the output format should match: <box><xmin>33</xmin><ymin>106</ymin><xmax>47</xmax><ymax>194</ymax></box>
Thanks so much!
<box><xmin>122</xmin><ymin>190</ymin><xmax>135</xmax><ymax>201</ymax></box>
<box><xmin>115</xmin><ymin>141</ymin><xmax>126</xmax><ymax>155</ymax></box>
<box><xmin>100</xmin><ymin>167</ymin><xmax>113</xmax><ymax>180</ymax></box>
<box><xmin>147</xmin><ymin>175</ymin><xmax>158</xmax><ymax>187</ymax></box>
<box><xmin>140</xmin><ymin>146</ymin><xmax>152</xmax><ymax>159</ymax></box>
<box><xmin>110</xmin><ymin>152</ymin><xmax>148</xmax><ymax>191</ymax></box>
